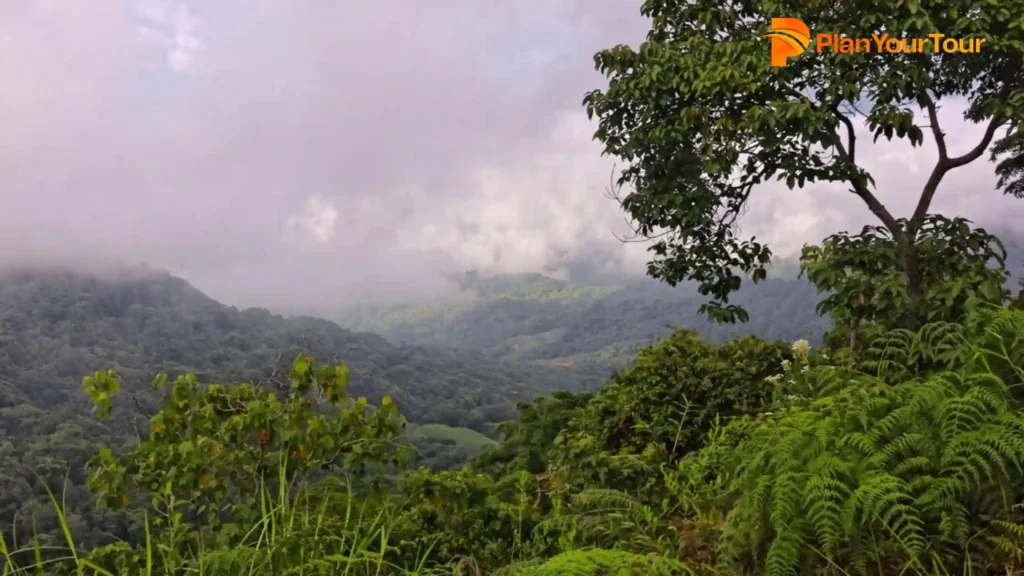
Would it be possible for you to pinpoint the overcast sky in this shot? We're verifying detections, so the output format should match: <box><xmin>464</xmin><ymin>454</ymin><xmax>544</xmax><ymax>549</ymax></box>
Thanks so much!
<box><xmin>1</xmin><ymin>1</ymin><xmax>1021</xmax><ymax>310</ymax></box>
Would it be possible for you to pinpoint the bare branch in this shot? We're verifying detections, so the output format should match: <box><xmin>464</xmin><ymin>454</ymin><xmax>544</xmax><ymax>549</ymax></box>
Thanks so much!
<box><xmin>777</xmin><ymin>84</ymin><xmax>901</xmax><ymax>236</ymax></box>
<box><xmin>612</xmin><ymin>227</ymin><xmax>669</xmax><ymax>244</ymax></box>
<box><xmin>846</xmin><ymin>99</ymin><xmax>869</xmax><ymax>118</ymax></box>
<box><xmin>603</xmin><ymin>165</ymin><xmax>624</xmax><ymax>202</ymax></box>
<box><xmin>913</xmin><ymin>59</ymin><xmax>1018</xmax><ymax>223</ymax></box>
<box><xmin>833</xmin><ymin>108</ymin><xmax>858</xmax><ymax>162</ymax></box>
<box><xmin>913</xmin><ymin>114</ymin><xmax>1008</xmax><ymax>223</ymax></box>
<box><xmin>946</xmin><ymin>114</ymin><xmax>1007</xmax><ymax>169</ymax></box>
<box><xmin>257</xmin><ymin>352</ymin><xmax>284</xmax><ymax>389</ymax></box>
<box><xmin>919</xmin><ymin>91</ymin><xmax>948</xmax><ymax>161</ymax></box>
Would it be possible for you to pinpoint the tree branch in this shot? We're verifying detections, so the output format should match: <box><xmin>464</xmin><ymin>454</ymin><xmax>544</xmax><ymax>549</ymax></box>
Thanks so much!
<box><xmin>779</xmin><ymin>84</ymin><xmax>902</xmax><ymax>236</ymax></box>
<box><xmin>912</xmin><ymin>59</ymin><xmax>1017</xmax><ymax>224</ymax></box>
<box><xmin>833</xmin><ymin>107</ymin><xmax>858</xmax><ymax>163</ymax></box>
<box><xmin>946</xmin><ymin>114</ymin><xmax>1006</xmax><ymax>169</ymax></box>
<box><xmin>824</xmin><ymin>113</ymin><xmax>901</xmax><ymax>235</ymax></box>
<box><xmin>919</xmin><ymin>91</ymin><xmax>947</xmax><ymax>161</ymax></box>
<box><xmin>912</xmin><ymin>113</ymin><xmax>1008</xmax><ymax>223</ymax></box>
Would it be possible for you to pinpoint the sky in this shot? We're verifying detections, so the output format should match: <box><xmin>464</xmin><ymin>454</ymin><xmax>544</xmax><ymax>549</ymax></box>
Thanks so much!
<box><xmin>1</xmin><ymin>0</ymin><xmax>1021</xmax><ymax>310</ymax></box>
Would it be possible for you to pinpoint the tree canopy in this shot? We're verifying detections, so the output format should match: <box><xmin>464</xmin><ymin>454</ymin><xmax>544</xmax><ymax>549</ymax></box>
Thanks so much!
<box><xmin>584</xmin><ymin>0</ymin><xmax>1024</xmax><ymax>322</ymax></box>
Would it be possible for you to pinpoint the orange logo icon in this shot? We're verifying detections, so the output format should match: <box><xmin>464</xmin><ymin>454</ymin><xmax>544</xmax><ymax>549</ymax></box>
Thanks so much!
<box><xmin>764</xmin><ymin>18</ymin><xmax>810</xmax><ymax>67</ymax></box>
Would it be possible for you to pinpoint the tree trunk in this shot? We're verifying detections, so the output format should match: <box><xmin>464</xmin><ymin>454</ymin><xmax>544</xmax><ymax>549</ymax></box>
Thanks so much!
<box><xmin>896</xmin><ymin>227</ymin><xmax>925</xmax><ymax>315</ymax></box>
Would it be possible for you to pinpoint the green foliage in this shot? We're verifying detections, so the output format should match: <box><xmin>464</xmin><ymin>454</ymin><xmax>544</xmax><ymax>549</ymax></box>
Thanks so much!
<box><xmin>993</xmin><ymin>123</ymin><xmax>1024</xmax><ymax>199</ymax></box>
<box><xmin>407</xmin><ymin>424</ymin><xmax>496</xmax><ymax>453</ymax></box>
<box><xmin>396</xmin><ymin>468</ymin><xmax>548</xmax><ymax>572</ymax></box>
<box><xmin>584</xmin><ymin>0</ymin><xmax>1024</xmax><ymax>321</ymax></box>
<box><xmin>30</xmin><ymin>477</ymin><xmax>451</xmax><ymax>576</ymax></box>
<box><xmin>403</xmin><ymin>424</ymin><xmax>497</xmax><ymax>471</ymax></box>
<box><xmin>533</xmin><ymin>488</ymin><xmax>689</xmax><ymax>560</ymax></box>
<box><xmin>10</xmin><ymin>301</ymin><xmax>1024</xmax><ymax>574</ymax></box>
<box><xmin>550</xmin><ymin>331</ymin><xmax>790</xmax><ymax>496</ymax></box>
<box><xmin>688</xmin><ymin>306</ymin><xmax>1024</xmax><ymax>575</ymax></box>
<box><xmin>474</xmin><ymin>391</ymin><xmax>593</xmax><ymax>476</ymax></box>
<box><xmin>79</xmin><ymin>356</ymin><xmax>409</xmax><ymax>574</ymax></box>
<box><xmin>0</xmin><ymin>269</ymin><xmax>603</xmax><ymax>546</ymax></box>
<box><xmin>498</xmin><ymin>548</ymin><xmax>693</xmax><ymax>575</ymax></box>
<box><xmin>801</xmin><ymin>215</ymin><xmax>1010</xmax><ymax>348</ymax></box>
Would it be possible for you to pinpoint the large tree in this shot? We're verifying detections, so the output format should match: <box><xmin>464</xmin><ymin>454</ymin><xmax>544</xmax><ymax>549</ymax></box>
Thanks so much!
<box><xmin>585</xmin><ymin>0</ymin><xmax>1024</xmax><ymax>322</ymax></box>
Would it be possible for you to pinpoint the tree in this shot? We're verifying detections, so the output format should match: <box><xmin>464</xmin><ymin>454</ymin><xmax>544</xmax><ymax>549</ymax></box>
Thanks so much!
<box><xmin>473</xmin><ymin>391</ymin><xmax>594</xmax><ymax>476</ymax></box>
<box><xmin>800</xmin><ymin>214</ymin><xmax>1009</xmax><ymax>348</ymax></box>
<box><xmin>585</xmin><ymin>0</ymin><xmax>1024</xmax><ymax>322</ymax></box>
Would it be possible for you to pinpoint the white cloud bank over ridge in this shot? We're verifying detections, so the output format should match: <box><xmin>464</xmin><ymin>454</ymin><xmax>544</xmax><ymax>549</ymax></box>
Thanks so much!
<box><xmin>0</xmin><ymin>0</ymin><xmax>1020</xmax><ymax>309</ymax></box>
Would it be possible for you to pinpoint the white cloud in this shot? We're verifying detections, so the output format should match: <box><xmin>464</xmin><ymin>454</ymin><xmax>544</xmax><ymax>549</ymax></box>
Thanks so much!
<box><xmin>136</xmin><ymin>0</ymin><xmax>204</xmax><ymax>73</ymax></box>
<box><xmin>395</xmin><ymin>110</ymin><xmax>646</xmax><ymax>274</ymax></box>
<box><xmin>286</xmin><ymin>195</ymin><xmax>339</xmax><ymax>244</ymax></box>
<box><xmin>0</xmin><ymin>0</ymin><xmax>1019</xmax><ymax>309</ymax></box>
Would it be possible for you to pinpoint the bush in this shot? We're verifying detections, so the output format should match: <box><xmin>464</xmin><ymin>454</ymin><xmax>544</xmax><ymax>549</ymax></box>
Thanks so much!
<box><xmin>550</xmin><ymin>332</ymin><xmax>790</xmax><ymax>495</ymax></box>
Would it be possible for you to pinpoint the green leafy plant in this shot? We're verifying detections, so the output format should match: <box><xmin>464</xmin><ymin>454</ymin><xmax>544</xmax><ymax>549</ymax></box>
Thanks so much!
<box><xmin>80</xmin><ymin>355</ymin><xmax>410</xmax><ymax>573</ymax></box>
<box><xmin>549</xmin><ymin>331</ymin><xmax>790</xmax><ymax>496</ymax></box>
<box><xmin>801</xmin><ymin>215</ymin><xmax>1009</xmax><ymax>349</ymax></box>
<box><xmin>700</xmin><ymin>306</ymin><xmax>1024</xmax><ymax>575</ymax></box>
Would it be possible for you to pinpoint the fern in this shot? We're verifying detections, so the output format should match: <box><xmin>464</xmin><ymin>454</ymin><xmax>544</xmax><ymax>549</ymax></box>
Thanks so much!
<box><xmin>705</xmin><ymin>307</ymin><xmax>1024</xmax><ymax>575</ymax></box>
<box><xmin>532</xmin><ymin>488</ymin><xmax>678</xmax><ymax>557</ymax></box>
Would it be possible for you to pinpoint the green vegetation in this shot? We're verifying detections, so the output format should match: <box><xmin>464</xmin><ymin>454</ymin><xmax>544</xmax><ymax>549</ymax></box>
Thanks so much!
<box><xmin>406</xmin><ymin>424</ymin><xmax>496</xmax><ymax>453</ymax></box>
<box><xmin>0</xmin><ymin>269</ymin><xmax>598</xmax><ymax>553</ymax></box>
<box><xmin>9</xmin><ymin>279</ymin><xmax>1024</xmax><ymax>574</ymax></box>
<box><xmin>403</xmin><ymin>424</ymin><xmax>497</xmax><ymax>471</ymax></box>
<box><xmin>4</xmin><ymin>217</ymin><xmax>1024</xmax><ymax>574</ymax></box>
<box><xmin>338</xmin><ymin>272</ymin><xmax>833</xmax><ymax>380</ymax></box>
<box><xmin>3</xmin><ymin>0</ymin><xmax>1024</xmax><ymax>574</ymax></box>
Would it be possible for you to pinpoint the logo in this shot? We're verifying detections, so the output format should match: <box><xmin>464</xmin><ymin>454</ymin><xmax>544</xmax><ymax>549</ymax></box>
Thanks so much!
<box><xmin>816</xmin><ymin>32</ymin><xmax>985</xmax><ymax>55</ymax></box>
<box><xmin>764</xmin><ymin>18</ymin><xmax>810</xmax><ymax>67</ymax></box>
<box><xmin>763</xmin><ymin>17</ymin><xmax>986</xmax><ymax>66</ymax></box>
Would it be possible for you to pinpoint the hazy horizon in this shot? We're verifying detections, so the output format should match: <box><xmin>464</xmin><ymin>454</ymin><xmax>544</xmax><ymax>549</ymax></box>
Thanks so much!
<box><xmin>3</xmin><ymin>1</ymin><xmax>1023</xmax><ymax>311</ymax></box>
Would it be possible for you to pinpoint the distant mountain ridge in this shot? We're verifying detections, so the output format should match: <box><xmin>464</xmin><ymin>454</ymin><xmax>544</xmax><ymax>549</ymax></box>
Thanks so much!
<box><xmin>1</xmin><ymin>267</ymin><xmax>577</xmax><ymax>542</ymax></box>
<box><xmin>0</xmin><ymin>268</ymin><xmax>596</xmax><ymax>431</ymax></box>
<box><xmin>335</xmin><ymin>233</ymin><xmax>1024</xmax><ymax>378</ymax></box>
<box><xmin>335</xmin><ymin>268</ymin><xmax>833</xmax><ymax>379</ymax></box>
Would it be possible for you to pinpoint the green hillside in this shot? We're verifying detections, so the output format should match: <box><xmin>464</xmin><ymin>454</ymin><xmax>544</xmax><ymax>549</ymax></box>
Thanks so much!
<box><xmin>338</xmin><ymin>238</ymin><xmax>1024</xmax><ymax>381</ymax></box>
<box><xmin>0</xmin><ymin>268</ymin><xmax>597</xmax><ymax>429</ymax></box>
<box><xmin>336</xmin><ymin>269</ymin><xmax>833</xmax><ymax>378</ymax></box>
<box><xmin>0</xmin><ymin>268</ymin><xmax>596</xmax><ymax>547</ymax></box>
<box><xmin>403</xmin><ymin>423</ymin><xmax>497</xmax><ymax>471</ymax></box>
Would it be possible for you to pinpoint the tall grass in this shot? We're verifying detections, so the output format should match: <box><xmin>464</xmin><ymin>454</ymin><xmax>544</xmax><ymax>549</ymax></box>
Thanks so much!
<box><xmin>0</xmin><ymin>471</ymin><xmax>460</xmax><ymax>576</ymax></box>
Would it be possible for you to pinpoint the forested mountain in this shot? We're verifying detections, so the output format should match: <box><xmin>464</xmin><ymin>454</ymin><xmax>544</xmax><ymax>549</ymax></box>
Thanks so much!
<box><xmin>2</xmin><ymin>233</ymin><xmax>1021</xmax><ymax>569</ymax></box>
<box><xmin>336</xmin><ymin>271</ymin><xmax>833</xmax><ymax>377</ymax></box>
<box><xmin>0</xmin><ymin>267</ymin><xmax>593</xmax><ymax>546</ymax></box>
<box><xmin>0</xmin><ymin>268</ymin><xmax>598</xmax><ymax>430</ymax></box>
<box><xmin>338</xmin><ymin>234</ymin><xmax>1024</xmax><ymax>380</ymax></box>
<box><xmin>0</xmin><ymin>263</ymin><xmax>840</xmax><ymax>549</ymax></box>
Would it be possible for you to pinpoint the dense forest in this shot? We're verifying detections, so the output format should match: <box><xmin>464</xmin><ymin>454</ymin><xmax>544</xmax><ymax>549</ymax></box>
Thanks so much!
<box><xmin>0</xmin><ymin>268</ymin><xmax>601</xmax><ymax>428</ymax></box>
<box><xmin>0</xmin><ymin>263</ymin><xmax>845</xmax><ymax>551</ymax></box>
<box><xmin>338</xmin><ymin>244</ymin><xmax>1024</xmax><ymax>379</ymax></box>
<box><xmin>0</xmin><ymin>267</ymin><xmax>592</xmax><ymax>549</ymax></box>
